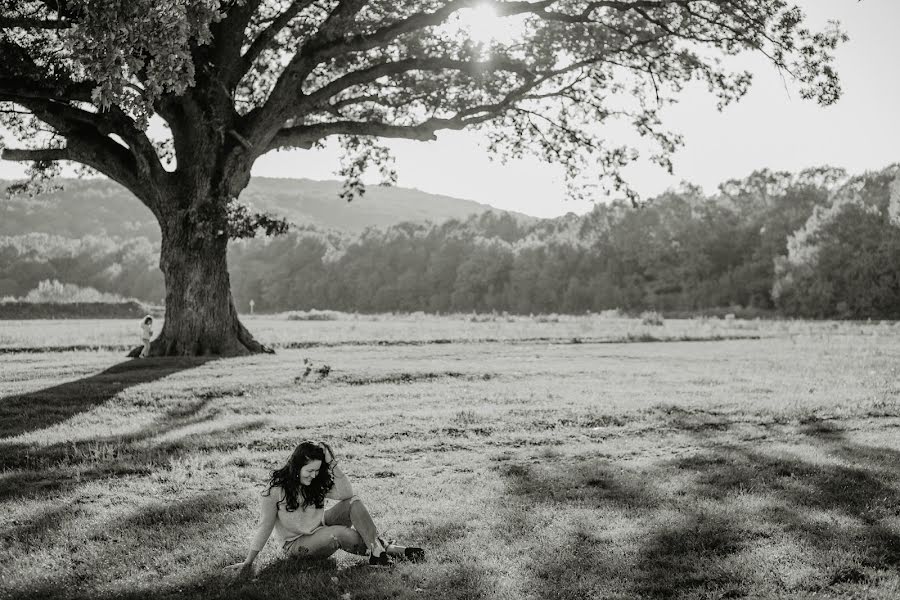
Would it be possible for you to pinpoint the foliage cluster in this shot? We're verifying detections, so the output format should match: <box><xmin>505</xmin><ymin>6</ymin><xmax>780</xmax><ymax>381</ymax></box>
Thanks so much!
<box><xmin>227</xmin><ymin>165</ymin><xmax>900</xmax><ymax>318</ymax></box>
<box><xmin>3</xmin><ymin>165</ymin><xmax>898</xmax><ymax>319</ymax></box>
<box><xmin>0</xmin><ymin>233</ymin><xmax>163</xmax><ymax>302</ymax></box>
<box><xmin>0</xmin><ymin>300</ymin><xmax>147</xmax><ymax>320</ymax></box>
<box><xmin>1</xmin><ymin>0</ymin><xmax>845</xmax><ymax>203</ymax></box>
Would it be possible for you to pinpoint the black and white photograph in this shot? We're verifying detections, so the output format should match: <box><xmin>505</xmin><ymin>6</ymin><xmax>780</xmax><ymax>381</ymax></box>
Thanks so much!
<box><xmin>1</xmin><ymin>1</ymin><xmax>898</xmax><ymax>598</ymax></box>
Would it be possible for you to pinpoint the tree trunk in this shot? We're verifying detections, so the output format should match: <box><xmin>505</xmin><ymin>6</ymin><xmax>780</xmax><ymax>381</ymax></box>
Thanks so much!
<box><xmin>146</xmin><ymin>211</ymin><xmax>272</xmax><ymax>357</ymax></box>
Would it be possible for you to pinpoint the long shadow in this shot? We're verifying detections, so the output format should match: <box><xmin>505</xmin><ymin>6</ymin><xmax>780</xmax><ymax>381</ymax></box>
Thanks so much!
<box><xmin>0</xmin><ymin>410</ymin><xmax>278</xmax><ymax>600</ymax></box>
<box><xmin>496</xmin><ymin>416</ymin><xmax>900</xmax><ymax>599</ymax></box>
<box><xmin>0</xmin><ymin>357</ymin><xmax>213</xmax><ymax>439</ymax></box>
<box><xmin>494</xmin><ymin>458</ymin><xmax>674</xmax><ymax>599</ymax></box>
<box><xmin>498</xmin><ymin>459</ymin><xmax>661</xmax><ymax>512</ymax></box>
<box><xmin>638</xmin><ymin>418</ymin><xmax>900</xmax><ymax>597</ymax></box>
<box><xmin>652</xmin><ymin>444</ymin><xmax>900</xmax><ymax>596</ymax></box>
<box><xmin>3</xmin><ymin>491</ymin><xmax>244</xmax><ymax>600</ymax></box>
<box><xmin>0</xmin><ymin>402</ymin><xmax>265</xmax><ymax>502</ymax></box>
<box><xmin>0</xmin><ymin>415</ymin><xmax>267</xmax><ymax>550</ymax></box>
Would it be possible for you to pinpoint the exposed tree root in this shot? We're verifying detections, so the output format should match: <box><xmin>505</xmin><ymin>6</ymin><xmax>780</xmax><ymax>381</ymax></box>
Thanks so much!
<box><xmin>133</xmin><ymin>326</ymin><xmax>273</xmax><ymax>358</ymax></box>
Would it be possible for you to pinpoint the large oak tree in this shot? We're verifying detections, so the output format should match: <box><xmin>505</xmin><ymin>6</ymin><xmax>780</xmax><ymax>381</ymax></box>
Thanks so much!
<box><xmin>0</xmin><ymin>0</ymin><xmax>844</xmax><ymax>355</ymax></box>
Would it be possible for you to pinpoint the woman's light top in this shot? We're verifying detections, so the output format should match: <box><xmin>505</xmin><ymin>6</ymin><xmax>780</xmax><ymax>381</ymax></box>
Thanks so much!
<box><xmin>249</xmin><ymin>466</ymin><xmax>353</xmax><ymax>551</ymax></box>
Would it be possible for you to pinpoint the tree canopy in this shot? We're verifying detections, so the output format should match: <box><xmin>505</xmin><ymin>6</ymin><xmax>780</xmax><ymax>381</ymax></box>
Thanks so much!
<box><xmin>0</xmin><ymin>0</ymin><xmax>847</xmax><ymax>355</ymax></box>
<box><xmin>2</xmin><ymin>1</ymin><xmax>844</xmax><ymax>204</ymax></box>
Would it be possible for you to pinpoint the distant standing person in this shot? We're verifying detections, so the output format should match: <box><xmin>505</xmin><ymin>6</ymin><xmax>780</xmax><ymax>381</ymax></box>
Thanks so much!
<box><xmin>139</xmin><ymin>315</ymin><xmax>153</xmax><ymax>358</ymax></box>
<box><xmin>225</xmin><ymin>441</ymin><xmax>424</xmax><ymax>580</ymax></box>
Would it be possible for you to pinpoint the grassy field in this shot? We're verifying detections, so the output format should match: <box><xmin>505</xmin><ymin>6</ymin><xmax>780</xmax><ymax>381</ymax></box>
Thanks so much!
<box><xmin>0</xmin><ymin>311</ymin><xmax>863</xmax><ymax>350</ymax></box>
<box><xmin>1</xmin><ymin>315</ymin><xmax>899</xmax><ymax>599</ymax></box>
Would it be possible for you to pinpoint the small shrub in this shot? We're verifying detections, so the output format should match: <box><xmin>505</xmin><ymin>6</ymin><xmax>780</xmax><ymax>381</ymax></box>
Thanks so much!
<box><xmin>534</xmin><ymin>313</ymin><xmax>560</xmax><ymax>323</ymax></box>
<box><xmin>294</xmin><ymin>358</ymin><xmax>314</xmax><ymax>383</ymax></box>
<box><xmin>469</xmin><ymin>313</ymin><xmax>497</xmax><ymax>323</ymax></box>
<box><xmin>453</xmin><ymin>410</ymin><xmax>480</xmax><ymax>425</ymax></box>
<box><xmin>286</xmin><ymin>309</ymin><xmax>341</xmax><ymax>321</ymax></box>
<box><xmin>640</xmin><ymin>311</ymin><xmax>664</xmax><ymax>326</ymax></box>
<box><xmin>17</xmin><ymin>279</ymin><xmax>132</xmax><ymax>303</ymax></box>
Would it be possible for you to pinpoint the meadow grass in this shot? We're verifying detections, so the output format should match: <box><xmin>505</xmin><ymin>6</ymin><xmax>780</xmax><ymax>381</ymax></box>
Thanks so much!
<box><xmin>0</xmin><ymin>311</ymin><xmax>840</xmax><ymax>350</ymax></box>
<box><xmin>1</xmin><ymin>318</ymin><xmax>899</xmax><ymax>599</ymax></box>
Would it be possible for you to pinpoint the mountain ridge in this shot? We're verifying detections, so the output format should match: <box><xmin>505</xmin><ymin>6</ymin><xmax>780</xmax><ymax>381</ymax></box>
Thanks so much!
<box><xmin>0</xmin><ymin>177</ymin><xmax>534</xmax><ymax>240</ymax></box>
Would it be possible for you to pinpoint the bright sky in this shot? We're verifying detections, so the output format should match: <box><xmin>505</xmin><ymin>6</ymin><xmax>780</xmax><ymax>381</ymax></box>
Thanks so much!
<box><xmin>2</xmin><ymin>0</ymin><xmax>897</xmax><ymax>218</ymax></box>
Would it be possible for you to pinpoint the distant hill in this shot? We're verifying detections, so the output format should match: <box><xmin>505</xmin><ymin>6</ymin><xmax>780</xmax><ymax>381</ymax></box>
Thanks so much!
<box><xmin>0</xmin><ymin>177</ymin><xmax>529</xmax><ymax>240</ymax></box>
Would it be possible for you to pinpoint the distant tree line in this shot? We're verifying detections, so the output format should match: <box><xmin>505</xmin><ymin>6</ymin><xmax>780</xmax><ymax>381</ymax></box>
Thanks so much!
<box><xmin>3</xmin><ymin>165</ymin><xmax>899</xmax><ymax>319</ymax></box>
<box><xmin>0</xmin><ymin>234</ymin><xmax>163</xmax><ymax>302</ymax></box>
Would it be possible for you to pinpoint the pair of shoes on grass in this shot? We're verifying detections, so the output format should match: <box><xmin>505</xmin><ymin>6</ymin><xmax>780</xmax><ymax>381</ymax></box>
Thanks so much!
<box><xmin>368</xmin><ymin>552</ymin><xmax>394</xmax><ymax>567</ymax></box>
<box><xmin>368</xmin><ymin>538</ymin><xmax>426</xmax><ymax>567</ymax></box>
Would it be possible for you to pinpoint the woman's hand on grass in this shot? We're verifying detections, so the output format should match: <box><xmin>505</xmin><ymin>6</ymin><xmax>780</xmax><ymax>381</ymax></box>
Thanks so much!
<box><xmin>224</xmin><ymin>562</ymin><xmax>254</xmax><ymax>582</ymax></box>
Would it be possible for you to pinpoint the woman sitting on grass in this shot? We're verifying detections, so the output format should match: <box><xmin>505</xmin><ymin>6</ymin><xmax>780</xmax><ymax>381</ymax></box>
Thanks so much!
<box><xmin>226</xmin><ymin>441</ymin><xmax>424</xmax><ymax>578</ymax></box>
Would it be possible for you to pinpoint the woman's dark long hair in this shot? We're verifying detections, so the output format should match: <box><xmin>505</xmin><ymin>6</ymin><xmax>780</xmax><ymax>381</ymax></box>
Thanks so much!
<box><xmin>265</xmin><ymin>441</ymin><xmax>335</xmax><ymax>511</ymax></box>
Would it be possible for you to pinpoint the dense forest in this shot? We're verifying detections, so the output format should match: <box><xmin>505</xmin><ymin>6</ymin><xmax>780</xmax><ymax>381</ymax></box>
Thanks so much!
<box><xmin>2</xmin><ymin>165</ymin><xmax>898</xmax><ymax>318</ymax></box>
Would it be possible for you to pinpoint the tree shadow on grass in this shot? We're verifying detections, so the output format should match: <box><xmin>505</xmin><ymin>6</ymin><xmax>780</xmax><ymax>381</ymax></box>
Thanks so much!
<box><xmin>495</xmin><ymin>459</ymin><xmax>667</xmax><ymax>599</ymax></box>
<box><xmin>0</xmin><ymin>417</ymin><xmax>267</xmax><ymax>554</ymax></box>
<box><xmin>0</xmin><ymin>357</ymin><xmax>213</xmax><ymax>439</ymax></box>
<box><xmin>658</xmin><ymin>449</ymin><xmax>900</xmax><ymax>596</ymax></box>
<box><xmin>3</xmin><ymin>491</ymin><xmax>249</xmax><ymax>600</ymax></box>
<box><xmin>499</xmin><ymin>459</ymin><xmax>661</xmax><ymax>512</ymax></box>
<box><xmin>496</xmin><ymin>418</ymin><xmax>900</xmax><ymax>600</ymax></box>
<box><xmin>0</xmin><ymin>398</ymin><xmax>265</xmax><ymax>502</ymax></box>
<box><xmin>638</xmin><ymin>419</ymin><xmax>900</xmax><ymax>598</ymax></box>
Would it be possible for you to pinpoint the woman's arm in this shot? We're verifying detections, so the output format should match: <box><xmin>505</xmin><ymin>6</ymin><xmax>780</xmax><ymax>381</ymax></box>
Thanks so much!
<box><xmin>321</xmin><ymin>442</ymin><xmax>354</xmax><ymax>500</ymax></box>
<box><xmin>226</xmin><ymin>490</ymin><xmax>277</xmax><ymax>577</ymax></box>
<box><xmin>327</xmin><ymin>464</ymin><xmax>354</xmax><ymax>500</ymax></box>
<box><xmin>249</xmin><ymin>491</ymin><xmax>278</xmax><ymax>553</ymax></box>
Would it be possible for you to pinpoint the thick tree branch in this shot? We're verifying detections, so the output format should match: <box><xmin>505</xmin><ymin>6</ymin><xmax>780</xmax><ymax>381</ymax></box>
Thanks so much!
<box><xmin>0</xmin><ymin>17</ymin><xmax>71</xmax><ymax>29</ymax></box>
<box><xmin>246</xmin><ymin>0</ymin><xmax>669</xmax><ymax>144</ymax></box>
<box><xmin>268</xmin><ymin>118</ymin><xmax>458</xmax><ymax>150</ymax></box>
<box><xmin>267</xmin><ymin>100</ymin><xmax>508</xmax><ymax>153</ymax></box>
<box><xmin>0</xmin><ymin>39</ymin><xmax>94</xmax><ymax>102</ymax></box>
<box><xmin>300</xmin><ymin>55</ymin><xmax>534</xmax><ymax>112</ymax></box>
<box><xmin>0</xmin><ymin>77</ymin><xmax>94</xmax><ymax>102</ymax></box>
<box><xmin>243</xmin><ymin>0</ymin><xmax>473</xmax><ymax>141</ymax></box>
<box><xmin>314</xmin><ymin>0</ymin><xmax>369</xmax><ymax>41</ymax></box>
<box><xmin>1</xmin><ymin>136</ymin><xmax>153</xmax><ymax>212</ymax></box>
<box><xmin>239</xmin><ymin>0</ymin><xmax>317</xmax><ymax>80</ymax></box>
<box><xmin>0</xmin><ymin>147</ymin><xmax>70</xmax><ymax>162</ymax></box>
<box><xmin>208</xmin><ymin>0</ymin><xmax>264</xmax><ymax>88</ymax></box>
<box><xmin>3</xmin><ymin>91</ymin><xmax>166</xmax><ymax>183</ymax></box>
<box><xmin>1</xmin><ymin>95</ymin><xmax>164</xmax><ymax>212</ymax></box>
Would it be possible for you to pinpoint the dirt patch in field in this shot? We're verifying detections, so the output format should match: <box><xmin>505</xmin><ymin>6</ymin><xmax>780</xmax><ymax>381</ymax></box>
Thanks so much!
<box><xmin>1</xmin><ymin>332</ymin><xmax>765</xmax><ymax>356</ymax></box>
<box><xmin>336</xmin><ymin>371</ymin><xmax>494</xmax><ymax>385</ymax></box>
<box><xmin>652</xmin><ymin>405</ymin><xmax>733</xmax><ymax>433</ymax></box>
<box><xmin>0</xmin><ymin>345</ymin><xmax>132</xmax><ymax>354</ymax></box>
<box><xmin>278</xmin><ymin>333</ymin><xmax>763</xmax><ymax>350</ymax></box>
<box><xmin>429</xmin><ymin>426</ymin><xmax>495</xmax><ymax>438</ymax></box>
